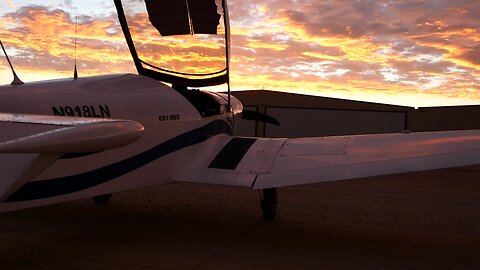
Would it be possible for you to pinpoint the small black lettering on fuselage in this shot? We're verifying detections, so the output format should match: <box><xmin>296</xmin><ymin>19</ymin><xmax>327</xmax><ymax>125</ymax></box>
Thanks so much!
<box><xmin>158</xmin><ymin>114</ymin><xmax>180</xmax><ymax>122</ymax></box>
<box><xmin>52</xmin><ymin>105</ymin><xmax>111</xmax><ymax>118</ymax></box>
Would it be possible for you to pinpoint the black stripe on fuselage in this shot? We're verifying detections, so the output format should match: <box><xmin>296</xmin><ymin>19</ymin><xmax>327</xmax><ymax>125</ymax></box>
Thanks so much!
<box><xmin>5</xmin><ymin>120</ymin><xmax>232</xmax><ymax>202</ymax></box>
<box><xmin>208</xmin><ymin>137</ymin><xmax>257</xmax><ymax>170</ymax></box>
<box><xmin>60</xmin><ymin>152</ymin><xmax>101</xmax><ymax>159</ymax></box>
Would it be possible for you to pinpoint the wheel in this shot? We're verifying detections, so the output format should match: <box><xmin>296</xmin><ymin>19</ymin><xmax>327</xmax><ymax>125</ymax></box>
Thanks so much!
<box><xmin>92</xmin><ymin>193</ymin><xmax>112</xmax><ymax>204</ymax></box>
<box><xmin>260</xmin><ymin>188</ymin><xmax>277</xmax><ymax>220</ymax></box>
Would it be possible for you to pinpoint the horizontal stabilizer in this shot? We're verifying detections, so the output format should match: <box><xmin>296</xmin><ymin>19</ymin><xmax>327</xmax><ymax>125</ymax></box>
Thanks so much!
<box><xmin>0</xmin><ymin>112</ymin><xmax>144</xmax><ymax>200</ymax></box>
<box><xmin>0</xmin><ymin>113</ymin><xmax>144</xmax><ymax>153</ymax></box>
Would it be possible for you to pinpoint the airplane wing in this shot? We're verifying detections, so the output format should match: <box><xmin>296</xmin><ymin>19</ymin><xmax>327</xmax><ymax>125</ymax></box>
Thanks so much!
<box><xmin>179</xmin><ymin>130</ymin><xmax>480</xmax><ymax>189</ymax></box>
<box><xmin>0</xmin><ymin>112</ymin><xmax>144</xmax><ymax>200</ymax></box>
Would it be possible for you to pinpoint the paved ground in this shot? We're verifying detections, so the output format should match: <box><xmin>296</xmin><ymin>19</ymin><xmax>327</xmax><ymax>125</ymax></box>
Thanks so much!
<box><xmin>1</xmin><ymin>166</ymin><xmax>480</xmax><ymax>269</ymax></box>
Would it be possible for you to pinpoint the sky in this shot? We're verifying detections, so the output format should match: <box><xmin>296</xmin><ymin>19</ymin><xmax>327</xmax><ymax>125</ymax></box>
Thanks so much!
<box><xmin>0</xmin><ymin>0</ymin><xmax>479</xmax><ymax>107</ymax></box>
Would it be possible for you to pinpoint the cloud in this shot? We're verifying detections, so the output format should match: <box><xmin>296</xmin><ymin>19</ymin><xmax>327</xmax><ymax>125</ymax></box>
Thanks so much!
<box><xmin>459</xmin><ymin>44</ymin><xmax>480</xmax><ymax>66</ymax></box>
<box><xmin>0</xmin><ymin>0</ymin><xmax>478</xmax><ymax>106</ymax></box>
<box><xmin>0</xmin><ymin>5</ymin><xmax>132</xmax><ymax>74</ymax></box>
<box><xmin>6</xmin><ymin>0</ymin><xmax>14</xmax><ymax>8</ymax></box>
<box><xmin>235</xmin><ymin>0</ymin><xmax>480</xmax><ymax>103</ymax></box>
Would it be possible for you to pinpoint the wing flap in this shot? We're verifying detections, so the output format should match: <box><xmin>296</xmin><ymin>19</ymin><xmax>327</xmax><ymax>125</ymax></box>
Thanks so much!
<box><xmin>179</xmin><ymin>170</ymin><xmax>257</xmax><ymax>187</ymax></box>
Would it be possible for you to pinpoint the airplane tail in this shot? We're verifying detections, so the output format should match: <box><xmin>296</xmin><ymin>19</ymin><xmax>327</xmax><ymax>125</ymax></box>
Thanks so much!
<box><xmin>0</xmin><ymin>112</ymin><xmax>144</xmax><ymax>205</ymax></box>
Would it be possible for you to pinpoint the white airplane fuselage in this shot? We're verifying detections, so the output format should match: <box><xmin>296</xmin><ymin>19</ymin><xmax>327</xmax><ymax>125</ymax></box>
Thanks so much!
<box><xmin>0</xmin><ymin>73</ymin><xmax>242</xmax><ymax>212</ymax></box>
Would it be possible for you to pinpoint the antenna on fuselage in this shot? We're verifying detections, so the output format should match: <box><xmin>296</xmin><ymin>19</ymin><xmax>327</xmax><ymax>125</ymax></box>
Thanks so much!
<box><xmin>73</xmin><ymin>16</ymin><xmax>78</xmax><ymax>80</ymax></box>
<box><xmin>0</xmin><ymin>40</ymin><xmax>24</xmax><ymax>85</ymax></box>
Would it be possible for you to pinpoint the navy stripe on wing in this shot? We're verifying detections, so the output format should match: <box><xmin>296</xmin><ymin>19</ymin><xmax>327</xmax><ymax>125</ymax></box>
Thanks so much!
<box><xmin>208</xmin><ymin>137</ymin><xmax>257</xmax><ymax>170</ymax></box>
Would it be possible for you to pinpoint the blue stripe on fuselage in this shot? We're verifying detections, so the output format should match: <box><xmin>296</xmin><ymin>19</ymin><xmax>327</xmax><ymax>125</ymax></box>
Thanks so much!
<box><xmin>5</xmin><ymin>120</ymin><xmax>232</xmax><ymax>202</ymax></box>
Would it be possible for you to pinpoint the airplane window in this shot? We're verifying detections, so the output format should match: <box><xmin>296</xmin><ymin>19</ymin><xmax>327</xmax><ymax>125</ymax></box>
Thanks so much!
<box><xmin>116</xmin><ymin>0</ymin><xmax>229</xmax><ymax>87</ymax></box>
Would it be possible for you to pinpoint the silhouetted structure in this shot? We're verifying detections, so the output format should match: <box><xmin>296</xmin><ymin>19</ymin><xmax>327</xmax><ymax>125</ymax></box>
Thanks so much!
<box><xmin>233</xmin><ymin>90</ymin><xmax>480</xmax><ymax>137</ymax></box>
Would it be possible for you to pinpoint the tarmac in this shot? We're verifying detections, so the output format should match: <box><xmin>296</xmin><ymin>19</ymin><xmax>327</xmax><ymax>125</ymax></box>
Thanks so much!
<box><xmin>1</xmin><ymin>165</ymin><xmax>479</xmax><ymax>269</ymax></box>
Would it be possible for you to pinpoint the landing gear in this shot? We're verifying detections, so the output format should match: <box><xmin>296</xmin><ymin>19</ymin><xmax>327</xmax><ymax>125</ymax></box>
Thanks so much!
<box><xmin>260</xmin><ymin>188</ymin><xmax>277</xmax><ymax>220</ymax></box>
<box><xmin>92</xmin><ymin>193</ymin><xmax>112</xmax><ymax>204</ymax></box>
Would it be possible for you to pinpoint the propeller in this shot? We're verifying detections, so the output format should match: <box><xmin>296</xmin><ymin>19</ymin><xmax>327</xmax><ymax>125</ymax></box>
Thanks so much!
<box><xmin>242</xmin><ymin>109</ymin><xmax>280</xmax><ymax>126</ymax></box>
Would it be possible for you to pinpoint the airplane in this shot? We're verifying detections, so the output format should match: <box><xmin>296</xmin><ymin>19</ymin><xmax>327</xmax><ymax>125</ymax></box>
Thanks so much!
<box><xmin>0</xmin><ymin>0</ymin><xmax>479</xmax><ymax>220</ymax></box>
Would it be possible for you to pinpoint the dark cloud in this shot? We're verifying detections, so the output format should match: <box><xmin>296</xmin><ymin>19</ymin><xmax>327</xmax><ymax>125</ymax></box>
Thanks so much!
<box><xmin>460</xmin><ymin>45</ymin><xmax>480</xmax><ymax>66</ymax></box>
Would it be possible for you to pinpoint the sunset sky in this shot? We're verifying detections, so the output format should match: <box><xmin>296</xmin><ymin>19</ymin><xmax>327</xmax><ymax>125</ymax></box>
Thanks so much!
<box><xmin>0</xmin><ymin>0</ymin><xmax>479</xmax><ymax>107</ymax></box>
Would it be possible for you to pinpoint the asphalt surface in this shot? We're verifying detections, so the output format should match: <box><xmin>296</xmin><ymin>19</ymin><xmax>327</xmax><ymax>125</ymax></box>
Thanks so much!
<box><xmin>1</xmin><ymin>166</ymin><xmax>479</xmax><ymax>269</ymax></box>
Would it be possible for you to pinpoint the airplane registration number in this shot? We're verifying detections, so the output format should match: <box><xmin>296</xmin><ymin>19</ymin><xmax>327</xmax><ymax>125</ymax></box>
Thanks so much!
<box><xmin>52</xmin><ymin>105</ymin><xmax>111</xmax><ymax>118</ymax></box>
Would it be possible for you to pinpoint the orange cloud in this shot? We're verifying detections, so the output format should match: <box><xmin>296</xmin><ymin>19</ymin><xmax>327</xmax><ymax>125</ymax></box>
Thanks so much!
<box><xmin>246</xmin><ymin>38</ymin><xmax>289</xmax><ymax>51</ymax></box>
<box><xmin>0</xmin><ymin>6</ymin><xmax>131</xmax><ymax>76</ymax></box>
<box><xmin>0</xmin><ymin>2</ymin><xmax>478</xmax><ymax>107</ymax></box>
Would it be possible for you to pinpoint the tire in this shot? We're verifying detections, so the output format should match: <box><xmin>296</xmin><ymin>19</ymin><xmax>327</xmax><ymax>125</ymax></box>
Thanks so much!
<box><xmin>261</xmin><ymin>188</ymin><xmax>277</xmax><ymax>220</ymax></box>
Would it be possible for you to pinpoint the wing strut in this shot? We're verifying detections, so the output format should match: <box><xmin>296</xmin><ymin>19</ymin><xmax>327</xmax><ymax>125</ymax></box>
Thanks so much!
<box><xmin>220</xmin><ymin>0</ymin><xmax>232</xmax><ymax>111</ymax></box>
